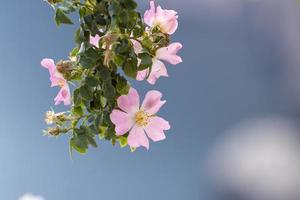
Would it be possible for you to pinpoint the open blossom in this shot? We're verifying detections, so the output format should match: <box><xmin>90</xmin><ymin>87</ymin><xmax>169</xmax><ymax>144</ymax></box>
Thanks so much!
<box><xmin>110</xmin><ymin>88</ymin><xmax>170</xmax><ymax>149</ymax></box>
<box><xmin>41</xmin><ymin>58</ymin><xmax>71</xmax><ymax>106</ymax></box>
<box><xmin>135</xmin><ymin>42</ymin><xmax>183</xmax><ymax>84</ymax></box>
<box><xmin>144</xmin><ymin>1</ymin><xmax>178</xmax><ymax>35</ymax></box>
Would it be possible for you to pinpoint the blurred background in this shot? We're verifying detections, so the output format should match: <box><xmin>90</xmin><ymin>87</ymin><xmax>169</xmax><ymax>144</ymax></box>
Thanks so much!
<box><xmin>0</xmin><ymin>0</ymin><xmax>300</xmax><ymax>199</ymax></box>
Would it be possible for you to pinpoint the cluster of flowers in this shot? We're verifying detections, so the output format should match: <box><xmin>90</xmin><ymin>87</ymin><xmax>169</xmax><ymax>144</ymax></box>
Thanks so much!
<box><xmin>42</xmin><ymin>1</ymin><xmax>182</xmax><ymax>151</ymax></box>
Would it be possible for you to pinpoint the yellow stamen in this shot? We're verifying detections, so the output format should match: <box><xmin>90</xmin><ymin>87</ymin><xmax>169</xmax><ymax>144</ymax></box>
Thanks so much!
<box><xmin>135</xmin><ymin>111</ymin><xmax>149</xmax><ymax>127</ymax></box>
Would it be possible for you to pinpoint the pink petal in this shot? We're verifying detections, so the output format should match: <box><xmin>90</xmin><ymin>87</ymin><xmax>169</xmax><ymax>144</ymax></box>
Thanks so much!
<box><xmin>127</xmin><ymin>125</ymin><xmax>149</xmax><ymax>150</ymax></box>
<box><xmin>41</xmin><ymin>58</ymin><xmax>55</xmax><ymax>69</ymax></box>
<box><xmin>144</xmin><ymin>1</ymin><xmax>156</xmax><ymax>26</ymax></box>
<box><xmin>144</xmin><ymin>116</ymin><xmax>170</xmax><ymax>142</ymax></box>
<box><xmin>156</xmin><ymin>6</ymin><xmax>178</xmax><ymax>21</ymax></box>
<box><xmin>136</xmin><ymin>59</ymin><xmax>168</xmax><ymax>85</ymax></box>
<box><xmin>136</xmin><ymin>69</ymin><xmax>148</xmax><ymax>81</ymax></box>
<box><xmin>156</xmin><ymin>43</ymin><xmax>183</xmax><ymax>65</ymax></box>
<box><xmin>54</xmin><ymin>85</ymin><xmax>71</xmax><ymax>106</ymax></box>
<box><xmin>41</xmin><ymin>58</ymin><xmax>56</xmax><ymax>76</ymax></box>
<box><xmin>117</xmin><ymin>88</ymin><xmax>140</xmax><ymax>115</ymax></box>
<box><xmin>90</xmin><ymin>35</ymin><xmax>101</xmax><ymax>48</ymax></box>
<box><xmin>147</xmin><ymin>59</ymin><xmax>168</xmax><ymax>85</ymax></box>
<box><xmin>141</xmin><ymin>90</ymin><xmax>166</xmax><ymax>115</ymax></box>
<box><xmin>131</xmin><ymin>39</ymin><xmax>143</xmax><ymax>55</ymax></box>
<box><xmin>160</xmin><ymin>18</ymin><xmax>178</xmax><ymax>35</ymax></box>
<box><xmin>41</xmin><ymin>58</ymin><xmax>65</xmax><ymax>87</ymax></box>
<box><xmin>110</xmin><ymin>110</ymin><xmax>134</xmax><ymax>135</ymax></box>
<box><xmin>155</xmin><ymin>6</ymin><xmax>178</xmax><ymax>34</ymax></box>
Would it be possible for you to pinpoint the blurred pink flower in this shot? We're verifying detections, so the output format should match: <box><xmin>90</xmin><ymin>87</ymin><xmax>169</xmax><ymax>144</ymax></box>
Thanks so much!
<box><xmin>41</xmin><ymin>58</ymin><xmax>71</xmax><ymax>106</ymax></box>
<box><xmin>110</xmin><ymin>88</ymin><xmax>170</xmax><ymax>149</ymax></box>
<box><xmin>137</xmin><ymin>42</ymin><xmax>183</xmax><ymax>84</ymax></box>
<box><xmin>89</xmin><ymin>34</ymin><xmax>101</xmax><ymax>48</ymax></box>
<box><xmin>144</xmin><ymin>1</ymin><xmax>179</xmax><ymax>35</ymax></box>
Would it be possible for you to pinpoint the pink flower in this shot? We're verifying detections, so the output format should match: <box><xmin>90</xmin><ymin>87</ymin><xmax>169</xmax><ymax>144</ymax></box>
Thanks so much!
<box><xmin>41</xmin><ymin>58</ymin><xmax>71</xmax><ymax>106</ymax></box>
<box><xmin>89</xmin><ymin>34</ymin><xmax>101</xmax><ymax>48</ymax></box>
<box><xmin>136</xmin><ymin>42</ymin><xmax>183</xmax><ymax>84</ymax></box>
<box><xmin>110</xmin><ymin>88</ymin><xmax>170</xmax><ymax>150</ymax></box>
<box><xmin>144</xmin><ymin>1</ymin><xmax>178</xmax><ymax>35</ymax></box>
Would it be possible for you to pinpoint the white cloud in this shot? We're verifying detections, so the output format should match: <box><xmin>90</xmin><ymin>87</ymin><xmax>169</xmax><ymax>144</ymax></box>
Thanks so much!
<box><xmin>208</xmin><ymin>117</ymin><xmax>300</xmax><ymax>200</ymax></box>
<box><xmin>18</xmin><ymin>193</ymin><xmax>45</xmax><ymax>200</ymax></box>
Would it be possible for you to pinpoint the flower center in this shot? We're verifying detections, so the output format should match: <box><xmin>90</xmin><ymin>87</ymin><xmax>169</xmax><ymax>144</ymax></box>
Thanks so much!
<box><xmin>135</xmin><ymin>111</ymin><xmax>149</xmax><ymax>127</ymax></box>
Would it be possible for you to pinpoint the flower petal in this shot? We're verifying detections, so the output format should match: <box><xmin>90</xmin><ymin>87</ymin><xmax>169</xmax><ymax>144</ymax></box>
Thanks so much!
<box><xmin>156</xmin><ymin>43</ymin><xmax>183</xmax><ymax>65</ymax></box>
<box><xmin>54</xmin><ymin>85</ymin><xmax>71</xmax><ymax>106</ymax></box>
<box><xmin>141</xmin><ymin>90</ymin><xmax>166</xmax><ymax>115</ymax></box>
<box><xmin>41</xmin><ymin>58</ymin><xmax>56</xmax><ymax>77</ymax></box>
<box><xmin>117</xmin><ymin>88</ymin><xmax>140</xmax><ymax>114</ymax></box>
<box><xmin>41</xmin><ymin>58</ymin><xmax>55</xmax><ymax>69</ymax></box>
<box><xmin>90</xmin><ymin>34</ymin><xmax>101</xmax><ymax>48</ymax></box>
<box><xmin>131</xmin><ymin>39</ymin><xmax>143</xmax><ymax>55</ymax></box>
<box><xmin>41</xmin><ymin>58</ymin><xmax>65</xmax><ymax>87</ymax></box>
<box><xmin>144</xmin><ymin>116</ymin><xmax>170</xmax><ymax>142</ymax></box>
<box><xmin>144</xmin><ymin>59</ymin><xmax>168</xmax><ymax>85</ymax></box>
<box><xmin>136</xmin><ymin>69</ymin><xmax>148</xmax><ymax>81</ymax></box>
<box><xmin>160</xmin><ymin>17</ymin><xmax>178</xmax><ymax>35</ymax></box>
<box><xmin>128</xmin><ymin>125</ymin><xmax>149</xmax><ymax>150</ymax></box>
<box><xmin>155</xmin><ymin>6</ymin><xmax>178</xmax><ymax>34</ymax></box>
<box><xmin>144</xmin><ymin>1</ymin><xmax>156</xmax><ymax>27</ymax></box>
<box><xmin>110</xmin><ymin>110</ymin><xmax>134</xmax><ymax>135</ymax></box>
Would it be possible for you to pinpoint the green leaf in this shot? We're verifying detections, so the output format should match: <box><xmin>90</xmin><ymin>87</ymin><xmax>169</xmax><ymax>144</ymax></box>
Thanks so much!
<box><xmin>100</xmin><ymin>96</ymin><xmax>107</xmax><ymax>108</ymax></box>
<box><xmin>70</xmin><ymin>47</ymin><xmax>79</xmax><ymax>57</ymax></box>
<box><xmin>73</xmin><ymin>88</ymin><xmax>82</xmax><ymax>105</ymax></box>
<box><xmin>80</xmin><ymin>84</ymin><xmax>93</xmax><ymax>100</ymax></box>
<box><xmin>130</xmin><ymin>147</ymin><xmax>136</xmax><ymax>152</ymax></box>
<box><xmin>55</xmin><ymin>8</ymin><xmax>73</xmax><ymax>26</ymax></box>
<box><xmin>108</xmin><ymin>1</ymin><xmax>121</xmax><ymax>17</ymax></box>
<box><xmin>98</xmin><ymin>126</ymin><xmax>108</xmax><ymax>139</ymax></box>
<box><xmin>87</xmin><ymin>136</ymin><xmax>98</xmax><ymax>148</ymax></box>
<box><xmin>95</xmin><ymin>14</ymin><xmax>107</xmax><ymax>26</ymax></box>
<box><xmin>121</xmin><ymin>0</ymin><xmax>137</xmax><ymax>10</ymax></box>
<box><xmin>116</xmin><ymin>75</ymin><xmax>129</xmax><ymax>95</ymax></box>
<box><xmin>79</xmin><ymin>47</ymin><xmax>100</xmax><ymax>69</ymax></box>
<box><xmin>75</xmin><ymin>27</ymin><xmax>85</xmax><ymax>46</ymax></box>
<box><xmin>103</xmin><ymin>80</ymin><xmax>116</xmax><ymax>102</ymax></box>
<box><xmin>72</xmin><ymin>105</ymin><xmax>84</xmax><ymax>116</ymax></box>
<box><xmin>85</xmin><ymin>76</ymin><xmax>99</xmax><ymax>87</ymax></box>
<box><xmin>138</xmin><ymin>53</ymin><xmax>152</xmax><ymax>70</ymax></box>
<box><xmin>118</xmin><ymin>136</ymin><xmax>127</xmax><ymax>148</ymax></box>
<box><xmin>123</xmin><ymin>59</ymin><xmax>138</xmax><ymax>78</ymax></box>
<box><xmin>98</xmin><ymin>66</ymin><xmax>111</xmax><ymax>81</ymax></box>
<box><xmin>70</xmin><ymin>136</ymin><xmax>88</xmax><ymax>154</ymax></box>
<box><xmin>114</xmin><ymin>39</ymin><xmax>130</xmax><ymax>54</ymax></box>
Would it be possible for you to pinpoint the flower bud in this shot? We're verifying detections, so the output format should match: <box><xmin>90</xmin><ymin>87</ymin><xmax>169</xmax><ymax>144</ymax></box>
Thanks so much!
<box><xmin>56</xmin><ymin>60</ymin><xmax>74</xmax><ymax>74</ymax></box>
<box><xmin>47</xmin><ymin>127</ymin><xmax>60</xmax><ymax>136</ymax></box>
<box><xmin>45</xmin><ymin>111</ymin><xmax>68</xmax><ymax>125</ymax></box>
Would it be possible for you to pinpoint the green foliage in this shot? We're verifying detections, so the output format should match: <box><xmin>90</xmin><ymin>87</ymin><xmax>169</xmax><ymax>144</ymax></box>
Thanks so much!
<box><xmin>44</xmin><ymin>0</ymin><xmax>171</xmax><ymax>154</ymax></box>
<box><xmin>55</xmin><ymin>8</ymin><xmax>73</xmax><ymax>26</ymax></box>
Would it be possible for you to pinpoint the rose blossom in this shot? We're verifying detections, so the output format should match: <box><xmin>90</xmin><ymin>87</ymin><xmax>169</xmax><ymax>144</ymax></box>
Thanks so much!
<box><xmin>133</xmin><ymin>41</ymin><xmax>183</xmax><ymax>84</ymax></box>
<box><xmin>110</xmin><ymin>88</ymin><xmax>170</xmax><ymax>149</ymax></box>
<box><xmin>144</xmin><ymin>1</ymin><xmax>179</xmax><ymax>35</ymax></box>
